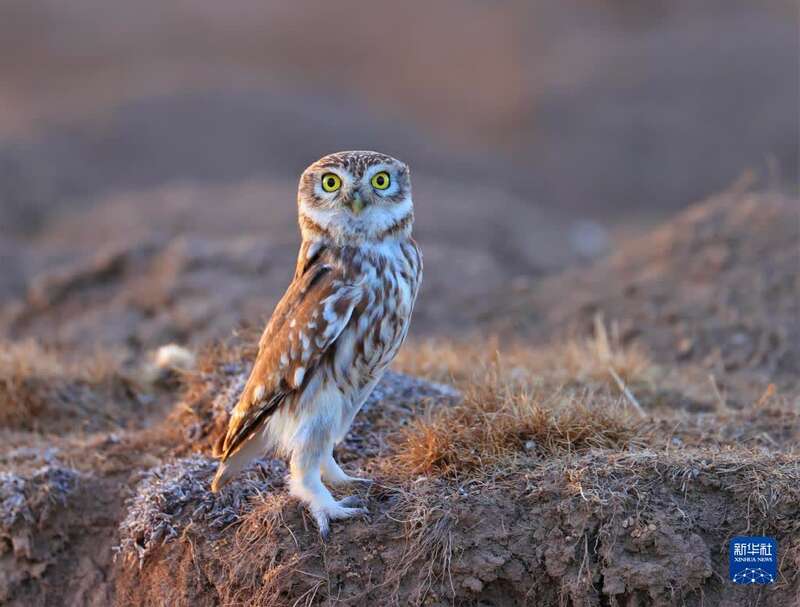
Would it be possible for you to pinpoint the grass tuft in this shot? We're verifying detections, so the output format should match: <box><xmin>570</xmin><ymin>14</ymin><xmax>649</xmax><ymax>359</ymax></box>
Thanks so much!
<box><xmin>388</xmin><ymin>329</ymin><xmax>649</xmax><ymax>480</ymax></box>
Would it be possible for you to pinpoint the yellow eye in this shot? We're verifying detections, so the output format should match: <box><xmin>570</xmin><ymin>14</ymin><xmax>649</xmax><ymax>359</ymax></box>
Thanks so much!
<box><xmin>321</xmin><ymin>173</ymin><xmax>341</xmax><ymax>192</ymax></box>
<box><xmin>370</xmin><ymin>171</ymin><xmax>391</xmax><ymax>190</ymax></box>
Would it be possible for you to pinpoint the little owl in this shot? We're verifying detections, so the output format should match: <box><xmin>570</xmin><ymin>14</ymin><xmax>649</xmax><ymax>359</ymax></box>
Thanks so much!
<box><xmin>212</xmin><ymin>151</ymin><xmax>422</xmax><ymax>537</ymax></box>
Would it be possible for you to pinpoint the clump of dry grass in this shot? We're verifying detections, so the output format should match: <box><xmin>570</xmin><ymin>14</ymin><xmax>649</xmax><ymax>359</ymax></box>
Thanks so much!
<box><xmin>218</xmin><ymin>493</ymin><xmax>318</xmax><ymax>607</ymax></box>
<box><xmin>376</xmin><ymin>479</ymin><xmax>460</xmax><ymax>602</ymax></box>
<box><xmin>391</xmin><ymin>325</ymin><xmax>799</xmax><ymax>481</ymax></box>
<box><xmin>0</xmin><ymin>339</ymin><xmax>142</xmax><ymax>432</ymax></box>
<box><xmin>388</xmin><ymin>321</ymin><xmax>653</xmax><ymax>480</ymax></box>
<box><xmin>0</xmin><ymin>341</ymin><xmax>74</xmax><ymax>426</ymax></box>
<box><xmin>390</xmin><ymin>368</ymin><xmax>644</xmax><ymax>479</ymax></box>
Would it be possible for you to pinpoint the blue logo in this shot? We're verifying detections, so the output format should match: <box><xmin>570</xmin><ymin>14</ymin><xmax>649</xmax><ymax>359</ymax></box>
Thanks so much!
<box><xmin>729</xmin><ymin>536</ymin><xmax>777</xmax><ymax>584</ymax></box>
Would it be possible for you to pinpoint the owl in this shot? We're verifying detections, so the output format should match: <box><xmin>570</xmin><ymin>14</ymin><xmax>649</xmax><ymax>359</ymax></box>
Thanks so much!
<box><xmin>212</xmin><ymin>151</ymin><xmax>422</xmax><ymax>537</ymax></box>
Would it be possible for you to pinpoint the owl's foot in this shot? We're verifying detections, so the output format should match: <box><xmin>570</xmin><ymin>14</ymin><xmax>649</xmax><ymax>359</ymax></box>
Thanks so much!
<box><xmin>311</xmin><ymin>497</ymin><xmax>369</xmax><ymax>540</ymax></box>
<box><xmin>321</xmin><ymin>454</ymin><xmax>373</xmax><ymax>487</ymax></box>
<box><xmin>289</xmin><ymin>454</ymin><xmax>369</xmax><ymax>539</ymax></box>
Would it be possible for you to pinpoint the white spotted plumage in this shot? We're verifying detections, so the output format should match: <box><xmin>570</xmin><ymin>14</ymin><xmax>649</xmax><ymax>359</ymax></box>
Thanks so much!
<box><xmin>212</xmin><ymin>151</ymin><xmax>421</xmax><ymax>537</ymax></box>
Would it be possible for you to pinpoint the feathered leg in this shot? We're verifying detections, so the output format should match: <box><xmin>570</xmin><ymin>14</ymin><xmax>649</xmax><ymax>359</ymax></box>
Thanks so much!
<box><xmin>320</xmin><ymin>452</ymin><xmax>372</xmax><ymax>486</ymax></box>
<box><xmin>288</xmin><ymin>442</ymin><xmax>367</xmax><ymax>539</ymax></box>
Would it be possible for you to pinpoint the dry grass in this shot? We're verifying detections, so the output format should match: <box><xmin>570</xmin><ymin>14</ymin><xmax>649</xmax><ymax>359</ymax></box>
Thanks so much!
<box><xmin>389</xmin><ymin>319</ymin><xmax>653</xmax><ymax>479</ymax></box>
<box><xmin>220</xmin><ymin>494</ymin><xmax>317</xmax><ymax>607</ymax></box>
<box><xmin>376</xmin><ymin>479</ymin><xmax>460</xmax><ymax>602</ymax></box>
<box><xmin>390</xmin><ymin>379</ymin><xmax>644</xmax><ymax>479</ymax></box>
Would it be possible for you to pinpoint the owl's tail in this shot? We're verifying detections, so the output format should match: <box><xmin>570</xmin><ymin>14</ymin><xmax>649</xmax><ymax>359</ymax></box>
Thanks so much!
<box><xmin>210</xmin><ymin>434</ymin><xmax>265</xmax><ymax>493</ymax></box>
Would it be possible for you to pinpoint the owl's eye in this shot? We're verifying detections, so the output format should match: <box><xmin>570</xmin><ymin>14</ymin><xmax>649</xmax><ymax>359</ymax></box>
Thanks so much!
<box><xmin>321</xmin><ymin>173</ymin><xmax>342</xmax><ymax>192</ymax></box>
<box><xmin>370</xmin><ymin>171</ymin><xmax>391</xmax><ymax>190</ymax></box>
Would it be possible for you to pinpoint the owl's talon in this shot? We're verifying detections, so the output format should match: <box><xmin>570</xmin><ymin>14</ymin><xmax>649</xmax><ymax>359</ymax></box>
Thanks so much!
<box><xmin>311</xmin><ymin>503</ymin><xmax>368</xmax><ymax>539</ymax></box>
<box><xmin>317</xmin><ymin>518</ymin><xmax>330</xmax><ymax>541</ymax></box>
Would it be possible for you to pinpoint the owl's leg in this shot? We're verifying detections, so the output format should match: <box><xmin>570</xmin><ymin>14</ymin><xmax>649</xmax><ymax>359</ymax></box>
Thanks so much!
<box><xmin>319</xmin><ymin>386</ymin><xmax>376</xmax><ymax>487</ymax></box>
<box><xmin>320</xmin><ymin>452</ymin><xmax>372</xmax><ymax>486</ymax></box>
<box><xmin>288</xmin><ymin>444</ymin><xmax>367</xmax><ymax>539</ymax></box>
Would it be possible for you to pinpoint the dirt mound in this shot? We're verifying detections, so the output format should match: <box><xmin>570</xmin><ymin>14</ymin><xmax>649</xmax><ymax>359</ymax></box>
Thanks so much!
<box><xmin>1</xmin><ymin>465</ymin><xmax>80</xmax><ymax>602</ymax></box>
<box><xmin>116</xmin><ymin>456</ymin><xmax>278</xmax><ymax>566</ymax></box>
<box><xmin>487</xmin><ymin>191</ymin><xmax>799</xmax><ymax>391</ymax></box>
<box><xmin>115</xmin><ymin>451</ymin><xmax>797</xmax><ymax>606</ymax></box>
<box><xmin>113</xmin><ymin>337</ymin><xmax>799</xmax><ymax>606</ymax></box>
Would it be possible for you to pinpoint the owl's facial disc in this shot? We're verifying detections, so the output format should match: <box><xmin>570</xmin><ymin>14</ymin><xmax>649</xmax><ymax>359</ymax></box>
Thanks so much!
<box><xmin>298</xmin><ymin>151</ymin><xmax>413</xmax><ymax>244</ymax></box>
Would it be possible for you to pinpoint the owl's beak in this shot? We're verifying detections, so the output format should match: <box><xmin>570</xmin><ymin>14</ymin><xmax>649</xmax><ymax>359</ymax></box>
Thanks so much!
<box><xmin>349</xmin><ymin>191</ymin><xmax>366</xmax><ymax>215</ymax></box>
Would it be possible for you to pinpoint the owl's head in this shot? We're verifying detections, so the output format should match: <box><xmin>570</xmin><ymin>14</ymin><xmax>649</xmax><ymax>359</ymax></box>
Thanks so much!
<box><xmin>297</xmin><ymin>151</ymin><xmax>413</xmax><ymax>245</ymax></box>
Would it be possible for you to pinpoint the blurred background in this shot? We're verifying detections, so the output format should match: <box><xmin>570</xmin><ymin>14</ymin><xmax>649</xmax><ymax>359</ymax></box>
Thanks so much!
<box><xmin>0</xmin><ymin>0</ymin><xmax>797</xmax><ymax>342</ymax></box>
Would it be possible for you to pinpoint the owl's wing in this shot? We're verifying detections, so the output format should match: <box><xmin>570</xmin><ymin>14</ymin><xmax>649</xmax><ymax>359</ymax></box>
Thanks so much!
<box><xmin>214</xmin><ymin>246</ymin><xmax>360</xmax><ymax>462</ymax></box>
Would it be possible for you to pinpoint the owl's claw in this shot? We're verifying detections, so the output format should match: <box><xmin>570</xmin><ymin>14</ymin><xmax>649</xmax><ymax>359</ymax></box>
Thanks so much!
<box><xmin>312</xmin><ymin>499</ymin><xmax>369</xmax><ymax>540</ymax></box>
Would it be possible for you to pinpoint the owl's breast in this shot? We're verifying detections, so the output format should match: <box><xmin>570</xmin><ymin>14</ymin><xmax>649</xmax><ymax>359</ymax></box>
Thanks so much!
<box><xmin>331</xmin><ymin>240</ymin><xmax>420</xmax><ymax>396</ymax></box>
